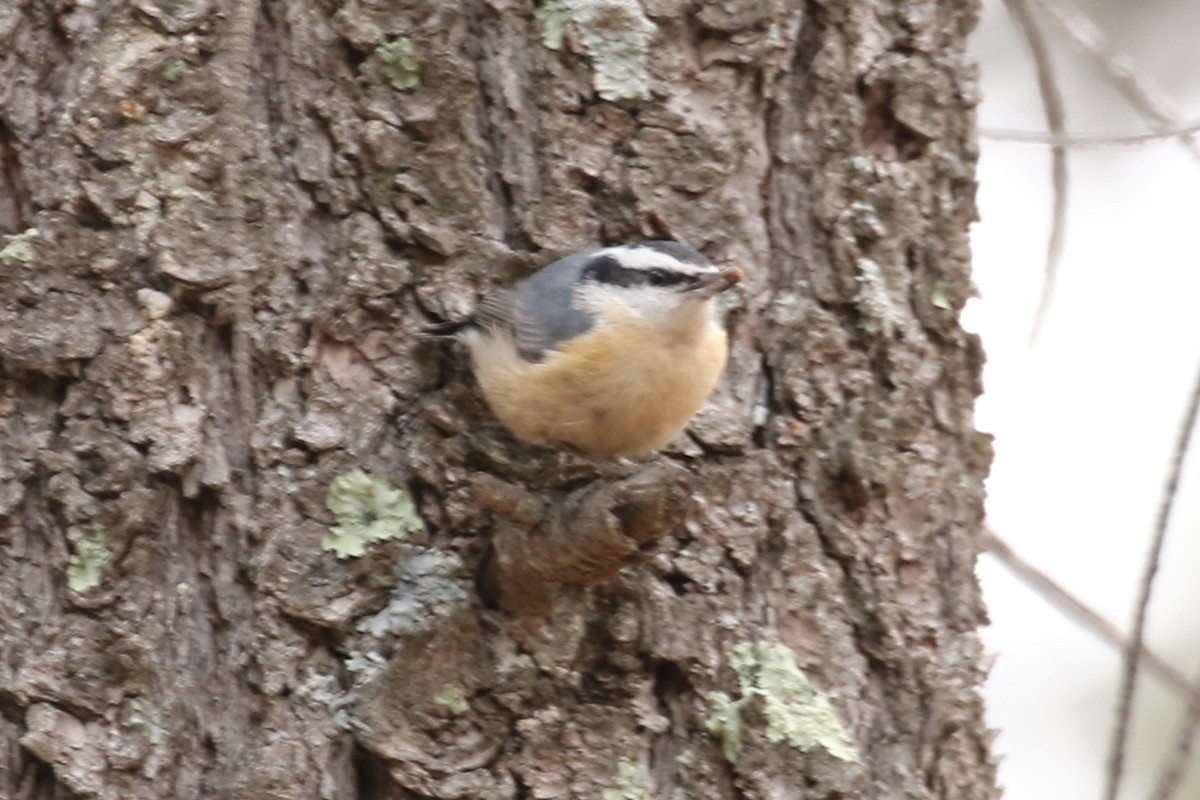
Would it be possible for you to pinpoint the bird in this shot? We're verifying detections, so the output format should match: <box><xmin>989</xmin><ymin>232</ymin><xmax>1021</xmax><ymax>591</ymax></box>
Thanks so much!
<box><xmin>426</xmin><ymin>241</ymin><xmax>742</xmax><ymax>457</ymax></box>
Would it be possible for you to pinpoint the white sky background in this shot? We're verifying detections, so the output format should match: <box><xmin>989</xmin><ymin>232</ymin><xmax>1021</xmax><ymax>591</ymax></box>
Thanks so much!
<box><xmin>966</xmin><ymin>0</ymin><xmax>1200</xmax><ymax>797</ymax></box>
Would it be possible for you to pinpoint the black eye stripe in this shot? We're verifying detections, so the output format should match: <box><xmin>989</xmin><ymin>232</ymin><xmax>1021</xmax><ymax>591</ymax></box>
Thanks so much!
<box><xmin>582</xmin><ymin>256</ymin><xmax>706</xmax><ymax>288</ymax></box>
<box><xmin>647</xmin><ymin>268</ymin><xmax>695</xmax><ymax>287</ymax></box>
<box><xmin>581</xmin><ymin>255</ymin><xmax>634</xmax><ymax>286</ymax></box>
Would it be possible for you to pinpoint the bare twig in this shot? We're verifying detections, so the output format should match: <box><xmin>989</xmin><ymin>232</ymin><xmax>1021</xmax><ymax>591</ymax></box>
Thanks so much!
<box><xmin>980</xmin><ymin>117</ymin><xmax>1200</xmax><ymax>148</ymax></box>
<box><xmin>1001</xmin><ymin>0</ymin><xmax>1068</xmax><ymax>345</ymax></box>
<box><xmin>1031</xmin><ymin>0</ymin><xmax>1200</xmax><ymax>164</ymax></box>
<box><xmin>988</xmin><ymin>1</ymin><xmax>1200</xmax><ymax>794</ymax></box>
<box><xmin>1104</xmin><ymin>360</ymin><xmax>1200</xmax><ymax>800</ymax></box>
<box><xmin>1151</xmin><ymin>664</ymin><xmax>1200</xmax><ymax>800</ymax></box>
<box><xmin>983</xmin><ymin>530</ymin><xmax>1193</xmax><ymax>699</ymax></box>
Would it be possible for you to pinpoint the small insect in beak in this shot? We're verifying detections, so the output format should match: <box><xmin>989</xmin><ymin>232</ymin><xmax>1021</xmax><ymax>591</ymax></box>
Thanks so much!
<box><xmin>686</xmin><ymin>266</ymin><xmax>744</xmax><ymax>298</ymax></box>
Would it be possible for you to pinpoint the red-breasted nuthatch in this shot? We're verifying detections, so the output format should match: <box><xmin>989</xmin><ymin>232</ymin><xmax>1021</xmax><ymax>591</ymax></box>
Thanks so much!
<box><xmin>428</xmin><ymin>241</ymin><xmax>743</xmax><ymax>457</ymax></box>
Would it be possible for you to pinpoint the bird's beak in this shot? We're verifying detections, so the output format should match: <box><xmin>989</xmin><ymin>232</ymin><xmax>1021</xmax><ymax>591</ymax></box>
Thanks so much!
<box><xmin>687</xmin><ymin>266</ymin><xmax>744</xmax><ymax>298</ymax></box>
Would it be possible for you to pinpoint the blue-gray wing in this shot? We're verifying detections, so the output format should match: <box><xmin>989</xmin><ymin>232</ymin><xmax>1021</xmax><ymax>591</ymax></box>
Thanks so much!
<box><xmin>476</xmin><ymin>251</ymin><xmax>598</xmax><ymax>362</ymax></box>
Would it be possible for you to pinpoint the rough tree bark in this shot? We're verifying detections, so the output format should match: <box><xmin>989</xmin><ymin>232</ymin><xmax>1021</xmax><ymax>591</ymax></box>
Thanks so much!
<box><xmin>0</xmin><ymin>0</ymin><xmax>995</xmax><ymax>798</ymax></box>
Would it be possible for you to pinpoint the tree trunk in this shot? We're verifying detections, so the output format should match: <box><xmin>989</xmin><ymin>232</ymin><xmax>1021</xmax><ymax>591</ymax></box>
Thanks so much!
<box><xmin>0</xmin><ymin>1</ymin><xmax>995</xmax><ymax>798</ymax></box>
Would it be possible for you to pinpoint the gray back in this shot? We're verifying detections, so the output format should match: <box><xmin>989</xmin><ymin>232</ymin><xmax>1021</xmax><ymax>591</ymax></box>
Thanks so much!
<box><xmin>511</xmin><ymin>249</ymin><xmax>600</xmax><ymax>357</ymax></box>
<box><xmin>470</xmin><ymin>250</ymin><xmax>599</xmax><ymax>362</ymax></box>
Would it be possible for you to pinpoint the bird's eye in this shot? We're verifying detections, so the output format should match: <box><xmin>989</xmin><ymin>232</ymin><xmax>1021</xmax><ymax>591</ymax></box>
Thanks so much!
<box><xmin>646</xmin><ymin>269</ymin><xmax>669</xmax><ymax>286</ymax></box>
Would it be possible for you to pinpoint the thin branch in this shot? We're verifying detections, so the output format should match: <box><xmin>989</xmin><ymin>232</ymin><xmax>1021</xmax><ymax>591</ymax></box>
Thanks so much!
<box><xmin>1002</xmin><ymin>0</ymin><xmax>1068</xmax><ymax>345</ymax></box>
<box><xmin>983</xmin><ymin>530</ymin><xmax>1193</xmax><ymax>698</ymax></box>
<box><xmin>1031</xmin><ymin>0</ymin><xmax>1200</xmax><ymax>165</ymax></box>
<box><xmin>980</xmin><ymin>117</ymin><xmax>1200</xmax><ymax>148</ymax></box>
<box><xmin>1104</xmin><ymin>360</ymin><xmax>1200</xmax><ymax>800</ymax></box>
<box><xmin>1151</xmin><ymin>664</ymin><xmax>1200</xmax><ymax>800</ymax></box>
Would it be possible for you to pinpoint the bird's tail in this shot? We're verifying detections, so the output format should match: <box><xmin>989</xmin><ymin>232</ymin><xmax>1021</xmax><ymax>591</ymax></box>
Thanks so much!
<box><xmin>418</xmin><ymin>319</ymin><xmax>473</xmax><ymax>340</ymax></box>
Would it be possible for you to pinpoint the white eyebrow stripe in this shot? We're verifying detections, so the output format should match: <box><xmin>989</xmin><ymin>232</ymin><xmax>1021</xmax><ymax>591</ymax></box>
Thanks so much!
<box><xmin>595</xmin><ymin>247</ymin><xmax>717</xmax><ymax>276</ymax></box>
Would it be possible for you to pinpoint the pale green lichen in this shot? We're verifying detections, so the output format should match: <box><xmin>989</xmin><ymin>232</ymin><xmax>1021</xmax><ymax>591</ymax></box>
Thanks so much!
<box><xmin>601</xmin><ymin>758</ymin><xmax>651</xmax><ymax>800</ymax></box>
<box><xmin>931</xmin><ymin>280</ymin><xmax>953</xmax><ymax>310</ymax></box>
<box><xmin>534</xmin><ymin>0</ymin><xmax>570</xmax><ymax>50</ymax></box>
<box><xmin>706</xmin><ymin>641</ymin><xmax>859</xmax><ymax>764</ymax></box>
<box><xmin>67</xmin><ymin>527</ymin><xmax>110</xmax><ymax>592</ymax></box>
<box><xmin>376</xmin><ymin>37</ymin><xmax>421</xmax><ymax>91</ymax></box>
<box><xmin>0</xmin><ymin>227</ymin><xmax>39</xmax><ymax>266</ymax></box>
<box><xmin>322</xmin><ymin>470</ymin><xmax>425</xmax><ymax>559</ymax></box>
<box><xmin>434</xmin><ymin>683</ymin><xmax>470</xmax><ymax>715</ymax></box>
<box><xmin>706</xmin><ymin>691</ymin><xmax>745</xmax><ymax>763</ymax></box>
<box><xmin>162</xmin><ymin>58</ymin><xmax>187</xmax><ymax>83</ymax></box>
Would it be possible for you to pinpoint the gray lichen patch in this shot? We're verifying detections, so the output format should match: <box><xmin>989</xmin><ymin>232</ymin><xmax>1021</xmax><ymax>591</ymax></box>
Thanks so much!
<box><xmin>355</xmin><ymin>550</ymin><xmax>469</xmax><ymax>637</ymax></box>
<box><xmin>322</xmin><ymin>470</ymin><xmax>425</xmax><ymax>559</ymax></box>
<box><xmin>854</xmin><ymin>257</ymin><xmax>904</xmax><ymax>338</ymax></box>
<box><xmin>706</xmin><ymin>641</ymin><xmax>859</xmax><ymax>764</ymax></box>
<box><xmin>541</xmin><ymin>0</ymin><xmax>656</xmax><ymax>102</ymax></box>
